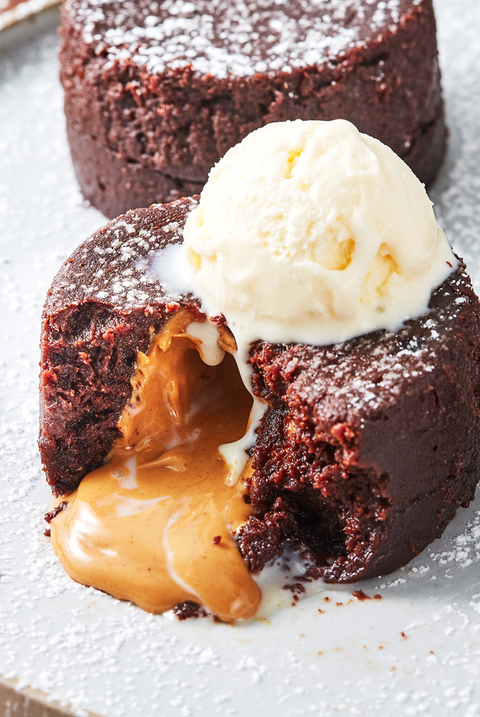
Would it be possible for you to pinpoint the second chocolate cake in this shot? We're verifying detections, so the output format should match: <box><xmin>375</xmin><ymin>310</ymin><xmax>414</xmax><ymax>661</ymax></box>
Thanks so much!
<box><xmin>39</xmin><ymin>198</ymin><xmax>480</xmax><ymax>608</ymax></box>
<box><xmin>60</xmin><ymin>0</ymin><xmax>446</xmax><ymax>218</ymax></box>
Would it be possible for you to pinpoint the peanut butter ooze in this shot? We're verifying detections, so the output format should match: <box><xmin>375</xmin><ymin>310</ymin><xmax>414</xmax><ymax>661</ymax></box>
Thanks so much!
<box><xmin>50</xmin><ymin>310</ymin><xmax>261</xmax><ymax>622</ymax></box>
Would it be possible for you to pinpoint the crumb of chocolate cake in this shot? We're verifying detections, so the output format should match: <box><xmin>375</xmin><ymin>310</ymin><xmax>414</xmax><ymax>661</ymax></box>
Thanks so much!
<box><xmin>351</xmin><ymin>589</ymin><xmax>382</xmax><ymax>601</ymax></box>
<box><xmin>173</xmin><ymin>601</ymin><xmax>208</xmax><ymax>621</ymax></box>
<box><xmin>44</xmin><ymin>500</ymin><xmax>68</xmax><ymax>524</ymax></box>
<box><xmin>284</xmin><ymin>582</ymin><xmax>306</xmax><ymax>597</ymax></box>
<box><xmin>352</xmin><ymin>589</ymin><xmax>369</xmax><ymax>601</ymax></box>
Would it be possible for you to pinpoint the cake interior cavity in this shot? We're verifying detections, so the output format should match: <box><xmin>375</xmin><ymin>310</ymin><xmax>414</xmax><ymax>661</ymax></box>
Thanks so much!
<box><xmin>50</xmin><ymin>309</ymin><xmax>261</xmax><ymax>623</ymax></box>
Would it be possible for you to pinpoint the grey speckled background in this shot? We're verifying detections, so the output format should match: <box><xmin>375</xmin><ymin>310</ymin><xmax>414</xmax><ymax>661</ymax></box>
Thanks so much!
<box><xmin>1</xmin><ymin>2</ymin><xmax>480</xmax><ymax>715</ymax></box>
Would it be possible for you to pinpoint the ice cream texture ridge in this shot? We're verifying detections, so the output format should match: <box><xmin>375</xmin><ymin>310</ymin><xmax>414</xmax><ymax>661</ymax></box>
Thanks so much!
<box><xmin>181</xmin><ymin>119</ymin><xmax>456</xmax><ymax>347</ymax></box>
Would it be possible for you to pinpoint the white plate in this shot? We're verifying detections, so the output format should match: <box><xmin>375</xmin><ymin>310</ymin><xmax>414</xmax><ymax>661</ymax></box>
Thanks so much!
<box><xmin>0</xmin><ymin>0</ymin><xmax>59</xmax><ymax>32</ymax></box>
<box><xmin>1</xmin><ymin>2</ymin><xmax>480</xmax><ymax>715</ymax></box>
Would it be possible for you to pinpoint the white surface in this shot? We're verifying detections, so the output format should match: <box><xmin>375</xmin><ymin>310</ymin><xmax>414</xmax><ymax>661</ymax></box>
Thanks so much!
<box><xmin>1</xmin><ymin>3</ymin><xmax>480</xmax><ymax>716</ymax></box>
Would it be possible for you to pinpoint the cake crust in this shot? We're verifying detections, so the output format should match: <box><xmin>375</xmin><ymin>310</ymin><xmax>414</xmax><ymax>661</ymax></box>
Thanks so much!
<box><xmin>60</xmin><ymin>0</ymin><xmax>446</xmax><ymax>218</ymax></box>
<box><xmin>39</xmin><ymin>199</ymin><xmax>480</xmax><ymax>582</ymax></box>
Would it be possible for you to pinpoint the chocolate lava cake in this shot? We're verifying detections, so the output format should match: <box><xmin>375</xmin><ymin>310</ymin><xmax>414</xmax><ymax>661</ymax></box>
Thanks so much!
<box><xmin>39</xmin><ymin>199</ymin><xmax>480</xmax><ymax>583</ymax></box>
<box><xmin>60</xmin><ymin>0</ymin><xmax>446</xmax><ymax>219</ymax></box>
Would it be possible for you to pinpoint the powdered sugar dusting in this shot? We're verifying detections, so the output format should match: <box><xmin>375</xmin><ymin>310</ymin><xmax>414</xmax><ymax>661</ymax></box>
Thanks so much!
<box><xmin>46</xmin><ymin>198</ymin><xmax>198</xmax><ymax>312</ymax></box>
<box><xmin>67</xmin><ymin>0</ymin><xmax>405</xmax><ymax>79</ymax></box>
<box><xmin>288</xmin><ymin>273</ymin><xmax>468</xmax><ymax>419</ymax></box>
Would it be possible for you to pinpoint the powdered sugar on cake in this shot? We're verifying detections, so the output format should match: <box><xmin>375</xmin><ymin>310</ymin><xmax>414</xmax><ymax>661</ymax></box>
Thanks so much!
<box><xmin>67</xmin><ymin>0</ymin><xmax>408</xmax><ymax>79</ymax></box>
<box><xmin>46</xmin><ymin>197</ymin><xmax>199</xmax><ymax>312</ymax></box>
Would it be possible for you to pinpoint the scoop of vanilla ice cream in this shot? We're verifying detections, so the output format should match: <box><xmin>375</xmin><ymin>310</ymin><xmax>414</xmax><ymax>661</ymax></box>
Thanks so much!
<box><xmin>183</xmin><ymin>119</ymin><xmax>456</xmax><ymax>346</ymax></box>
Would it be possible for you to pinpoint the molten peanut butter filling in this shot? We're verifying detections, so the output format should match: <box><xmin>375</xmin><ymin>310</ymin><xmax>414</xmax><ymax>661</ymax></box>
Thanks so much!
<box><xmin>50</xmin><ymin>310</ymin><xmax>261</xmax><ymax>622</ymax></box>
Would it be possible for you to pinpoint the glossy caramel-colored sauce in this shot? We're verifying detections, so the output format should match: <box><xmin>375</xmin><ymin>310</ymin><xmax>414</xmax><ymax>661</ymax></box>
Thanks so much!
<box><xmin>50</xmin><ymin>310</ymin><xmax>261</xmax><ymax>622</ymax></box>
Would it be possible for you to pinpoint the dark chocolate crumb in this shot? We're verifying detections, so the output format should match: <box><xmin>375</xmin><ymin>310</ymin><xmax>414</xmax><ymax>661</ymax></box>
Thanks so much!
<box><xmin>173</xmin><ymin>601</ymin><xmax>208</xmax><ymax>621</ymax></box>
<box><xmin>352</xmin><ymin>589</ymin><xmax>369</xmax><ymax>601</ymax></box>
<box><xmin>44</xmin><ymin>501</ymin><xmax>68</xmax><ymax>524</ymax></box>
<box><xmin>284</xmin><ymin>582</ymin><xmax>306</xmax><ymax>596</ymax></box>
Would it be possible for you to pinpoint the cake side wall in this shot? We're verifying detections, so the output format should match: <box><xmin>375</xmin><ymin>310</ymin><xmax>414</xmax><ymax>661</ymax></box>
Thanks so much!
<box><xmin>65</xmin><ymin>122</ymin><xmax>203</xmax><ymax>220</ymax></box>
<box><xmin>354</xmin><ymin>276</ymin><xmax>480</xmax><ymax>579</ymax></box>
